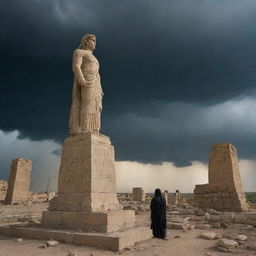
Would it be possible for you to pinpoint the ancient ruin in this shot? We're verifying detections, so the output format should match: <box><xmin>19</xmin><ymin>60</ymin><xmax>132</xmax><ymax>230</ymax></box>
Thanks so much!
<box><xmin>194</xmin><ymin>143</ymin><xmax>248</xmax><ymax>211</ymax></box>
<box><xmin>0</xmin><ymin>34</ymin><xmax>151</xmax><ymax>251</ymax></box>
<box><xmin>4</xmin><ymin>158</ymin><xmax>32</xmax><ymax>204</ymax></box>
<box><xmin>132</xmin><ymin>187</ymin><xmax>146</xmax><ymax>201</ymax></box>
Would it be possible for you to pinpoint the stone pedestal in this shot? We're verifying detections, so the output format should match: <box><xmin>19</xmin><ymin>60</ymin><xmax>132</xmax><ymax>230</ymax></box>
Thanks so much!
<box><xmin>194</xmin><ymin>143</ymin><xmax>248</xmax><ymax>212</ymax></box>
<box><xmin>42</xmin><ymin>133</ymin><xmax>136</xmax><ymax>232</ymax></box>
<box><xmin>5</xmin><ymin>158</ymin><xmax>32</xmax><ymax>204</ymax></box>
<box><xmin>48</xmin><ymin>133</ymin><xmax>121</xmax><ymax>212</ymax></box>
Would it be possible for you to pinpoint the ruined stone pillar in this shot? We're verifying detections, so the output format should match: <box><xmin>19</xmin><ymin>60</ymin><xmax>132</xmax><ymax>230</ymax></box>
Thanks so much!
<box><xmin>4</xmin><ymin>158</ymin><xmax>32</xmax><ymax>204</ymax></box>
<box><xmin>132</xmin><ymin>187</ymin><xmax>146</xmax><ymax>201</ymax></box>
<box><xmin>194</xmin><ymin>143</ymin><xmax>248</xmax><ymax>212</ymax></box>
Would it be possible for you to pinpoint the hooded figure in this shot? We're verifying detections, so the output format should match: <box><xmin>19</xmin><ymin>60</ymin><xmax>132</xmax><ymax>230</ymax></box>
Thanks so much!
<box><xmin>150</xmin><ymin>188</ymin><xmax>167</xmax><ymax>239</ymax></box>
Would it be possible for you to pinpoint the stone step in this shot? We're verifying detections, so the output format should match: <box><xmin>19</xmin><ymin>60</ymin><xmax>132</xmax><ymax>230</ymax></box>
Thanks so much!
<box><xmin>166</xmin><ymin>217</ymin><xmax>190</xmax><ymax>223</ymax></box>
<box><xmin>0</xmin><ymin>223</ymin><xmax>152</xmax><ymax>251</ymax></box>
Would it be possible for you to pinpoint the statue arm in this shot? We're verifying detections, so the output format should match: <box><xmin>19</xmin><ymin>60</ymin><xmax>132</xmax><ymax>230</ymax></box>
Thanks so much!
<box><xmin>72</xmin><ymin>49</ymin><xmax>87</xmax><ymax>87</ymax></box>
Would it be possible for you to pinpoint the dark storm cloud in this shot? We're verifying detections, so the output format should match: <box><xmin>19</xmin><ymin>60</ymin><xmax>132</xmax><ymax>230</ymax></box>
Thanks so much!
<box><xmin>1</xmin><ymin>0</ymin><xmax>256</xmax><ymax>166</ymax></box>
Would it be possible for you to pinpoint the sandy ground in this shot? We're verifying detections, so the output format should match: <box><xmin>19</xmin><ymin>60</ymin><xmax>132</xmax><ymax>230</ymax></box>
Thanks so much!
<box><xmin>0</xmin><ymin>212</ymin><xmax>256</xmax><ymax>256</ymax></box>
<box><xmin>0</xmin><ymin>228</ymin><xmax>255</xmax><ymax>256</ymax></box>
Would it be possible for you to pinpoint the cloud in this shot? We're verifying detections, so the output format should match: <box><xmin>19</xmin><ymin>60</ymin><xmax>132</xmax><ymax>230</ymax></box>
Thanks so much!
<box><xmin>1</xmin><ymin>0</ymin><xmax>256</xmax><ymax>166</ymax></box>
<box><xmin>105</xmin><ymin>97</ymin><xmax>256</xmax><ymax>166</ymax></box>
<box><xmin>0</xmin><ymin>129</ymin><xmax>255</xmax><ymax>193</ymax></box>
<box><xmin>0</xmin><ymin>130</ymin><xmax>60</xmax><ymax>192</ymax></box>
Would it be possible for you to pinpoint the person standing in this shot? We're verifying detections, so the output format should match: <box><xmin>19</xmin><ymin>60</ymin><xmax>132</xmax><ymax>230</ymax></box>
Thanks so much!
<box><xmin>150</xmin><ymin>188</ymin><xmax>167</xmax><ymax>239</ymax></box>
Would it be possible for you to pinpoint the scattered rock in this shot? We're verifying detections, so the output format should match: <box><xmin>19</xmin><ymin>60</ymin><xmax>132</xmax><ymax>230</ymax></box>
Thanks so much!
<box><xmin>205</xmin><ymin>252</ymin><xmax>214</xmax><ymax>256</ymax></box>
<box><xmin>217</xmin><ymin>238</ymin><xmax>238</xmax><ymax>249</ymax></box>
<box><xmin>174</xmin><ymin>235</ymin><xmax>180</xmax><ymax>238</ymax></box>
<box><xmin>17</xmin><ymin>238</ymin><xmax>23</xmax><ymax>242</ymax></box>
<box><xmin>235</xmin><ymin>234</ymin><xmax>247</xmax><ymax>241</ymax></box>
<box><xmin>206</xmin><ymin>209</ymin><xmax>222</xmax><ymax>215</ymax></box>
<box><xmin>200</xmin><ymin>232</ymin><xmax>217</xmax><ymax>240</ymax></box>
<box><xmin>217</xmin><ymin>246</ymin><xmax>232</xmax><ymax>253</ymax></box>
<box><xmin>195</xmin><ymin>209</ymin><xmax>205</xmax><ymax>216</ymax></box>
<box><xmin>46</xmin><ymin>240</ymin><xmax>59</xmax><ymax>247</ymax></box>
<box><xmin>196</xmin><ymin>224</ymin><xmax>212</xmax><ymax>230</ymax></box>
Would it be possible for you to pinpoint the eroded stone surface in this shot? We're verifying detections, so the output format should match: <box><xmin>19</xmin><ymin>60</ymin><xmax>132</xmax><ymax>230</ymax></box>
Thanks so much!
<box><xmin>194</xmin><ymin>143</ymin><xmax>248</xmax><ymax>212</ymax></box>
<box><xmin>49</xmin><ymin>133</ymin><xmax>121</xmax><ymax>212</ymax></box>
<box><xmin>132</xmin><ymin>188</ymin><xmax>145</xmax><ymax>201</ymax></box>
<box><xmin>5</xmin><ymin>158</ymin><xmax>32</xmax><ymax>204</ymax></box>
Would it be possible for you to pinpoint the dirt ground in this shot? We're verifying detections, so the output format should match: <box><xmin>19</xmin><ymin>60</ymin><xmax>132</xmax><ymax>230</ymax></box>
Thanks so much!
<box><xmin>0</xmin><ymin>212</ymin><xmax>256</xmax><ymax>256</ymax></box>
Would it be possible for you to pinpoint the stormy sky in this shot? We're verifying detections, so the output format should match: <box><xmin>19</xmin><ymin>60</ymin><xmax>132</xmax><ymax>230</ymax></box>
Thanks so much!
<box><xmin>1</xmin><ymin>0</ymin><xmax>256</xmax><ymax>191</ymax></box>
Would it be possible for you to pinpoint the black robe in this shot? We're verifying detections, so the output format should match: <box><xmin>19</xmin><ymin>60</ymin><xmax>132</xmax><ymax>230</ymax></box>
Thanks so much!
<box><xmin>150</xmin><ymin>196</ymin><xmax>166</xmax><ymax>238</ymax></box>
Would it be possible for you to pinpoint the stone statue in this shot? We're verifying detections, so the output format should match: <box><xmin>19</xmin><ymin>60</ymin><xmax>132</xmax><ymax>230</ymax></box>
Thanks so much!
<box><xmin>69</xmin><ymin>34</ymin><xmax>103</xmax><ymax>135</ymax></box>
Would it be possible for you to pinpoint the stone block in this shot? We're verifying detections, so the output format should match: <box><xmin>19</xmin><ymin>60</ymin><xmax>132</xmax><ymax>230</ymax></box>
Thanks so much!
<box><xmin>42</xmin><ymin>210</ymin><xmax>135</xmax><ymax>233</ymax></box>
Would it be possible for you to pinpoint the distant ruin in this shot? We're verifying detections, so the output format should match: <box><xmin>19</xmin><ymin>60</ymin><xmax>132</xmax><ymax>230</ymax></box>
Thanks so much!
<box><xmin>4</xmin><ymin>158</ymin><xmax>32</xmax><ymax>204</ymax></box>
<box><xmin>133</xmin><ymin>187</ymin><xmax>146</xmax><ymax>201</ymax></box>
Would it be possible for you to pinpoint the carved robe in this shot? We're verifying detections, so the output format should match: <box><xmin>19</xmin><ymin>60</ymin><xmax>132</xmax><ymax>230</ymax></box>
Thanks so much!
<box><xmin>69</xmin><ymin>49</ymin><xmax>103</xmax><ymax>135</ymax></box>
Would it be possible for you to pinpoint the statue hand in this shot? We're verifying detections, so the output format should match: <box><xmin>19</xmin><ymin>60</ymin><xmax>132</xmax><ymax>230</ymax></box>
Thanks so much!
<box><xmin>78</xmin><ymin>78</ymin><xmax>87</xmax><ymax>87</ymax></box>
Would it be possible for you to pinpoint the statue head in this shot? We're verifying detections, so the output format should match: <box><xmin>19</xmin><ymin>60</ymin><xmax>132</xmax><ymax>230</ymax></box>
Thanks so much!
<box><xmin>79</xmin><ymin>34</ymin><xmax>96</xmax><ymax>51</ymax></box>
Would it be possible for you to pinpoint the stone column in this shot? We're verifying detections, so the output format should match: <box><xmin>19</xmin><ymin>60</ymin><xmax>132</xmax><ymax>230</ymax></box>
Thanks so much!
<box><xmin>5</xmin><ymin>158</ymin><xmax>32</xmax><ymax>204</ymax></box>
<box><xmin>132</xmin><ymin>187</ymin><xmax>146</xmax><ymax>201</ymax></box>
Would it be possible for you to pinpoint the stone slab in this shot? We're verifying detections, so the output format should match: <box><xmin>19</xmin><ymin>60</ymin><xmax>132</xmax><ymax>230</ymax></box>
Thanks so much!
<box><xmin>42</xmin><ymin>210</ymin><xmax>135</xmax><ymax>233</ymax></box>
<box><xmin>0</xmin><ymin>224</ymin><xmax>152</xmax><ymax>251</ymax></box>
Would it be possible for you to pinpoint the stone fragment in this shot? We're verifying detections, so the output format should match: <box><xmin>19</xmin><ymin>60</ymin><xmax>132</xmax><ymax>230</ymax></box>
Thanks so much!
<box><xmin>132</xmin><ymin>187</ymin><xmax>145</xmax><ymax>201</ymax></box>
<box><xmin>200</xmin><ymin>232</ymin><xmax>217</xmax><ymax>240</ymax></box>
<box><xmin>217</xmin><ymin>238</ymin><xmax>238</xmax><ymax>249</ymax></box>
<box><xmin>46</xmin><ymin>240</ymin><xmax>59</xmax><ymax>247</ymax></box>
<box><xmin>212</xmin><ymin>222</ymin><xmax>221</xmax><ymax>229</ymax></box>
<box><xmin>217</xmin><ymin>246</ymin><xmax>232</xmax><ymax>253</ymax></box>
<box><xmin>235</xmin><ymin>234</ymin><xmax>247</xmax><ymax>241</ymax></box>
<box><xmin>196</xmin><ymin>224</ymin><xmax>213</xmax><ymax>230</ymax></box>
